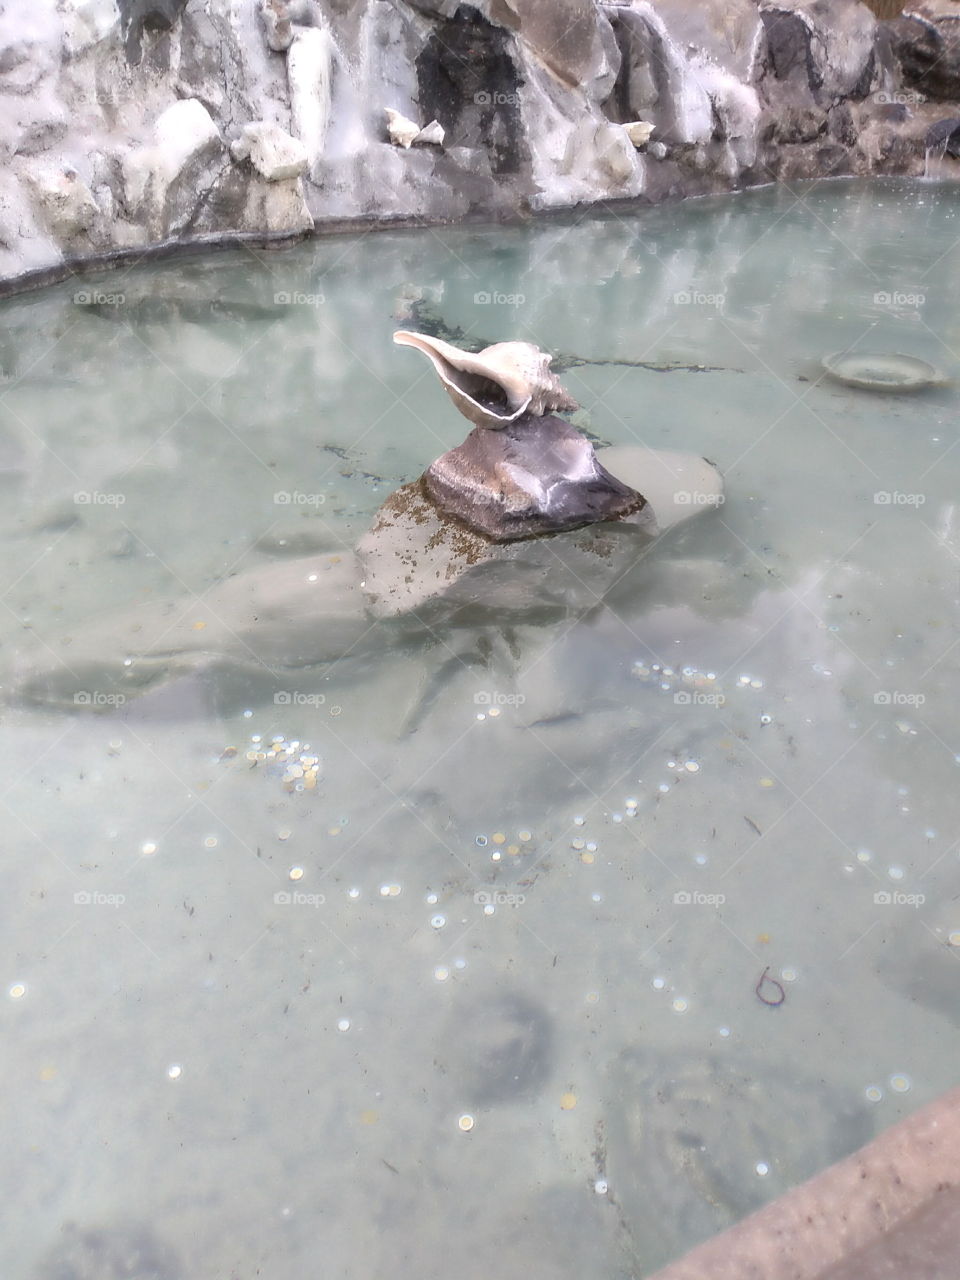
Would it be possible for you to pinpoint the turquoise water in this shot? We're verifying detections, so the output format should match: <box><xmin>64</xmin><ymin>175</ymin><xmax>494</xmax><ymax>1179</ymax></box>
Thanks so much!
<box><xmin>2</xmin><ymin>179</ymin><xmax>960</xmax><ymax>1277</ymax></box>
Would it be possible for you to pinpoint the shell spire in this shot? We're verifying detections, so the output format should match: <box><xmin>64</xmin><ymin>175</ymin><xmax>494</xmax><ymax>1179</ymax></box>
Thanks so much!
<box><xmin>393</xmin><ymin>330</ymin><xmax>578</xmax><ymax>429</ymax></box>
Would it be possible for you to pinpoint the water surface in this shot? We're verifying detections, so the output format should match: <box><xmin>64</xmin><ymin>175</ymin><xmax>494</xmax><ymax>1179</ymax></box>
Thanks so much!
<box><xmin>2</xmin><ymin>178</ymin><xmax>960</xmax><ymax>1278</ymax></box>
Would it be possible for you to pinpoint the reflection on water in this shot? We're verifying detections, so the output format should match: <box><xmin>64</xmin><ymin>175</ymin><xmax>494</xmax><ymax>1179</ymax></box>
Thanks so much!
<box><xmin>2</xmin><ymin>179</ymin><xmax>960</xmax><ymax>1278</ymax></box>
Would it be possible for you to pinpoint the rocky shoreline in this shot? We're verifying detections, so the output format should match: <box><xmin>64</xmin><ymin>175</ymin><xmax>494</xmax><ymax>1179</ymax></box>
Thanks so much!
<box><xmin>1</xmin><ymin>0</ymin><xmax>959</xmax><ymax>296</ymax></box>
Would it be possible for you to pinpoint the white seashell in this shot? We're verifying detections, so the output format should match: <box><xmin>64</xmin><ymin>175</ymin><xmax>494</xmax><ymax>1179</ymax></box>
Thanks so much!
<box><xmin>623</xmin><ymin>121</ymin><xmax>655</xmax><ymax>148</ymax></box>
<box><xmin>393</xmin><ymin>330</ymin><xmax>579</xmax><ymax>429</ymax></box>
<box><xmin>384</xmin><ymin>108</ymin><xmax>420</xmax><ymax>149</ymax></box>
<box><xmin>414</xmin><ymin>120</ymin><xmax>445</xmax><ymax>148</ymax></box>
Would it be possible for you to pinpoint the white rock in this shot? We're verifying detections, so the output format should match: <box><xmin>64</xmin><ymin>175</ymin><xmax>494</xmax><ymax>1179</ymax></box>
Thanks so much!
<box><xmin>414</xmin><ymin>119</ymin><xmax>445</xmax><ymax>148</ymax></box>
<box><xmin>231</xmin><ymin>121</ymin><xmax>309</xmax><ymax>181</ymax></box>
<box><xmin>23</xmin><ymin>165</ymin><xmax>99</xmax><ymax>239</ymax></box>
<box><xmin>152</xmin><ymin>99</ymin><xmax>222</xmax><ymax>185</ymax></box>
<box><xmin>61</xmin><ymin>0</ymin><xmax>120</xmax><ymax>57</ymax></box>
<box><xmin>623</xmin><ymin>120</ymin><xmax>655</xmax><ymax>148</ymax></box>
<box><xmin>288</xmin><ymin>27</ymin><xmax>334</xmax><ymax>176</ymax></box>
<box><xmin>385</xmin><ymin>108</ymin><xmax>420</xmax><ymax>149</ymax></box>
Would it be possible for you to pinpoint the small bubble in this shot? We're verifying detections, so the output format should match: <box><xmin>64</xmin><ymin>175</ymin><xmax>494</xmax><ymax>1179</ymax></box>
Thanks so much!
<box><xmin>380</xmin><ymin>883</ymin><xmax>401</xmax><ymax>897</ymax></box>
<box><xmin>559</xmin><ymin>1092</ymin><xmax>577</xmax><ymax>1111</ymax></box>
<box><xmin>458</xmin><ymin>1114</ymin><xmax>474</xmax><ymax>1131</ymax></box>
<box><xmin>475</xmin><ymin>835</ymin><xmax>488</xmax><ymax>847</ymax></box>
<box><xmin>518</xmin><ymin>830</ymin><xmax>533</xmax><ymax>842</ymax></box>
<box><xmin>243</xmin><ymin>709</ymin><xmax>253</xmax><ymax>719</ymax></box>
<box><xmin>781</xmin><ymin>968</ymin><xmax>798</xmax><ymax>982</ymax></box>
<box><xmin>672</xmin><ymin>997</ymin><xmax>688</xmax><ymax>1013</ymax></box>
<box><xmin>890</xmin><ymin>1074</ymin><xmax>911</xmax><ymax>1093</ymax></box>
<box><xmin>141</xmin><ymin>842</ymin><xmax>158</xmax><ymax>856</ymax></box>
<box><xmin>426</xmin><ymin>893</ymin><xmax>438</xmax><ymax>905</ymax></box>
<box><xmin>760</xmin><ymin>714</ymin><xmax>772</xmax><ymax>725</ymax></box>
<box><xmin>431</xmin><ymin>914</ymin><xmax>446</xmax><ymax>929</ymax></box>
<box><xmin>488</xmin><ymin>707</ymin><xmax>501</xmax><ymax>719</ymax></box>
<box><xmin>888</xmin><ymin>866</ymin><xmax>904</xmax><ymax>881</ymax></box>
<box><xmin>658</xmin><ymin>783</ymin><xmax>670</xmax><ymax>794</ymax></box>
<box><xmin>591</xmin><ymin>892</ymin><xmax>603</xmax><ymax>903</ymax></box>
<box><xmin>454</xmin><ymin>959</ymin><xmax>467</xmax><ymax>970</ymax></box>
<box><xmin>203</xmin><ymin>836</ymin><xmax>218</xmax><ymax>849</ymax></box>
<box><xmin>167</xmin><ymin>1063</ymin><xmax>182</xmax><ymax>1080</ymax></box>
<box><xmin>718</xmin><ymin>1026</ymin><xmax>731</xmax><ymax>1038</ymax></box>
<box><xmin>594</xmin><ymin>1179</ymin><xmax>608</xmax><ymax>1195</ymax></box>
<box><xmin>586</xmin><ymin>991</ymin><xmax>600</xmax><ymax>1004</ymax></box>
<box><xmin>289</xmin><ymin>866</ymin><xmax>304</xmax><ymax>881</ymax></box>
<box><xmin>865</xmin><ymin>1085</ymin><xmax>883</xmax><ymax>1102</ymax></box>
<box><xmin>348</xmin><ymin>887</ymin><xmax>360</xmax><ymax>899</ymax></box>
<box><xmin>755</xmin><ymin>1162</ymin><xmax>769</xmax><ymax>1176</ymax></box>
<box><xmin>571</xmin><ymin>838</ymin><xmax>586</xmax><ymax>851</ymax></box>
<box><xmin>9</xmin><ymin>983</ymin><xmax>26</xmax><ymax>1000</ymax></box>
<box><xmin>476</xmin><ymin>713</ymin><xmax>485</xmax><ymax>722</ymax></box>
<box><xmin>695</xmin><ymin>854</ymin><xmax>707</xmax><ymax>866</ymax></box>
<box><xmin>337</xmin><ymin>1018</ymin><xmax>350</xmax><ymax>1032</ymax></box>
<box><xmin>857</xmin><ymin>849</ymin><xmax>872</xmax><ymax>863</ymax></box>
<box><xmin>278</xmin><ymin>828</ymin><xmax>292</xmax><ymax>841</ymax></box>
<box><xmin>652</xmin><ymin>977</ymin><xmax>665</xmax><ymax>990</ymax></box>
<box><xmin>948</xmin><ymin>931</ymin><xmax>960</xmax><ymax>947</ymax></box>
<box><xmin>483</xmin><ymin>904</ymin><xmax>495</xmax><ymax>916</ymax></box>
<box><xmin>684</xmin><ymin>761</ymin><xmax>700</xmax><ymax>773</ymax></box>
<box><xmin>586</xmin><ymin>841</ymin><xmax>598</xmax><ymax>853</ymax></box>
<box><xmin>492</xmin><ymin>833</ymin><xmax>506</xmax><ymax>845</ymax></box>
<box><xmin>573</xmin><ymin>815</ymin><xmax>585</xmax><ymax>826</ymax></box>
<box><xmin>435</xmin><ymin>966</ymin><xmax>450</xmax><ymax>982</ymax></box>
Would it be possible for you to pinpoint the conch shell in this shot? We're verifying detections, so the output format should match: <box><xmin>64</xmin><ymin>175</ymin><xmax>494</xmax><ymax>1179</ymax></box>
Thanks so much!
<box><xmin>393</xmin><ymin>330</ymin><xmax>579</xmax><ymax>429</ymax></box>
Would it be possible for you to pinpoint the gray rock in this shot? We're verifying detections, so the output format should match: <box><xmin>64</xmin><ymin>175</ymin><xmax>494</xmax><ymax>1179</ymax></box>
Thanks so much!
<box><xmin>423</xmin><ymin>416</ymin><xmax>645</xmax><ymax>541</ymax></box>
<box><xmin>231</xmin><ymin>120</ymin><xmax>309</xmax><ymax>180</ymax></box>
<box><xmin>891</xmin><ymin>3</ymin><xmax>960</xmax><ymax>102</ymax></box>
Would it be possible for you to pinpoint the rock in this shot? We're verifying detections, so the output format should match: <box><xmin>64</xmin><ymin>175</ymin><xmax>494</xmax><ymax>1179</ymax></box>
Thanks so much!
<box><xmin>413</xmin><ymin>119</ymin><xmax>445</xmax><ymax>147</ymax></box>
<box><xmin>926</xmin><ymin>115</ymin><xmax>960</xmax><ymax>156</ymax></box>
<box><xmin>495</xmin><ymin>0</ymin><xmax>621</xmax><ymax>105</ymax></box>
<box><xmin>22</xmin><ymin>165</ymin><xmax>99</xmax><ymax>243</ymax></box>
<box><xmin>623</xmin><ymin>120</ymin><xmax>655</xmax><ymax>147</ymax></box>
<box><xmin>760</xmin><ymin>0</ymin><xmax>879</xmax><ymax>105</ymax></box>
<box><xmin>258</xmin><ymin>0</ymin><xmax>321</xmax><ymax>52</ymax></box>
<box><xmin>230</xmin><ymin>121</ymin><xmax>308</xmax><ymax>180</ymax></box>
<box><xmin>892</xmin><ymin>4</ymin><xmax>960</xmax><ymax>101</ymax></box>
<box><xmin>117</xmin><ymin>0</ymin><xmax>187</xmax><ymax>64</ymax></box>
<box><xmin>287</xmin><ymin>26</ymin><xmax>334</xmax><ymax>178</ymax></box>
<box><xmin>423</xmin><ymin>416</ymin><xmax>646</xmax><ymax>541</ymax></box>
<box><xmin>121</xmin><ymin>99</ymin><xmax>223</xmax><ymax>238</ymax></box>
<box><xmin>385</xmin><ymin>107</ymin><xmax>419</xmax><ymax>149</ymax></box>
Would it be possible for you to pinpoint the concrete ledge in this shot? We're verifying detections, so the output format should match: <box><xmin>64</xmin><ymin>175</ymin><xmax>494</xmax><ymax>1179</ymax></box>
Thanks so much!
<box><xmin>650</xmin><ymin>1086</ymin><xmax>960</xmax><ymax>1280</ymax></box>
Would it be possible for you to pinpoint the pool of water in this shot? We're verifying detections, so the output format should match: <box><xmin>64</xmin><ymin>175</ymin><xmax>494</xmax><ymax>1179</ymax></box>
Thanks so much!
<box><xmin>3</xmin><ymin>178</ymin><xmax>960</xmax><ymax>1278</ymax></box>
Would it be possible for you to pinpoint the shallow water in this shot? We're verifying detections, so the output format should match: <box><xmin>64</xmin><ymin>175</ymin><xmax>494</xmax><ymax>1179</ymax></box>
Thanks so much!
<box><xmin>3</xmin><ymin>178</ymin><xmax>960</xmax><ymax>1278</ymax></box>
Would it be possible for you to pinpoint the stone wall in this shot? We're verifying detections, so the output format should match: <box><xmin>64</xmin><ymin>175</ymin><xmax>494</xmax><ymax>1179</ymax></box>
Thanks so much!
<box><xmin>0</xmin><ymin>0</ymin><xmax>956</xmax><ymax>293</ymax></box>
